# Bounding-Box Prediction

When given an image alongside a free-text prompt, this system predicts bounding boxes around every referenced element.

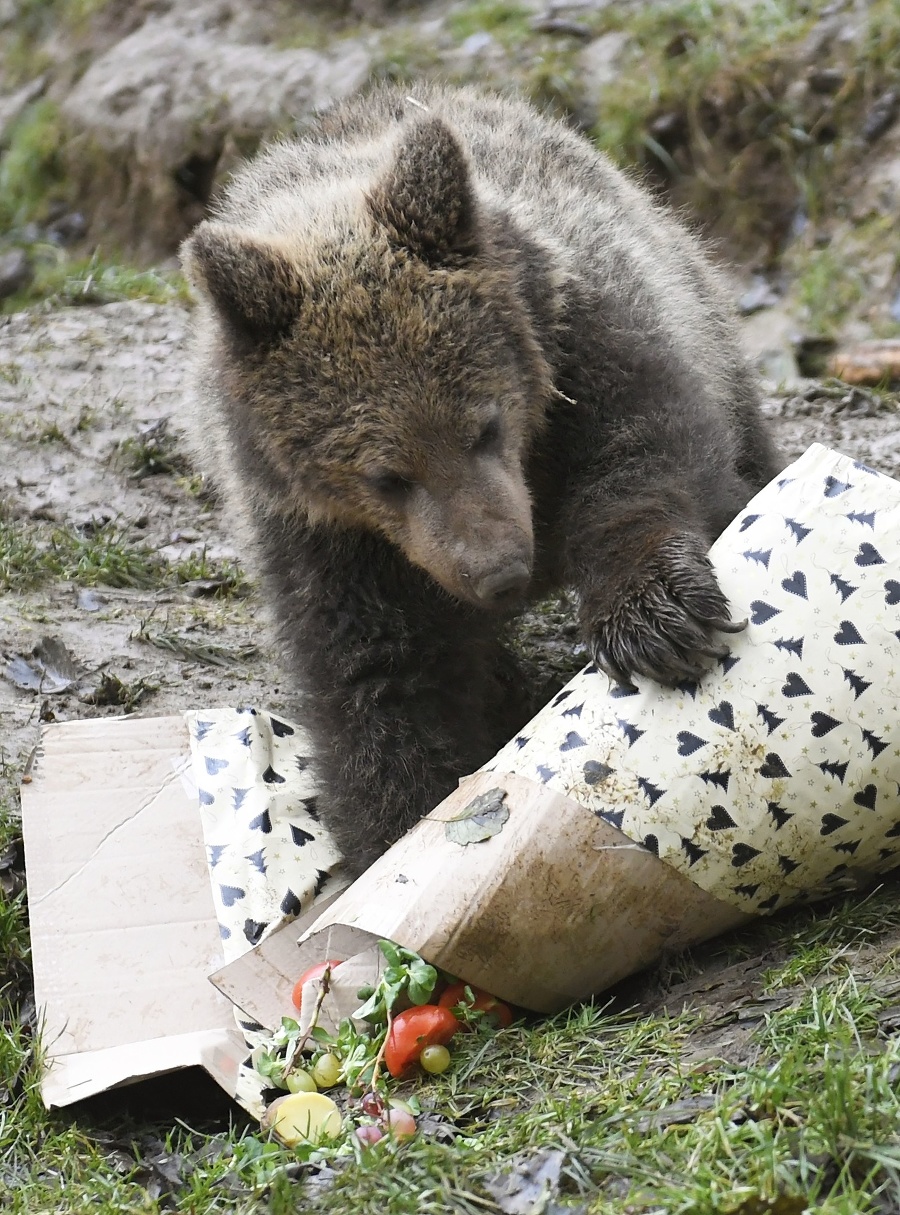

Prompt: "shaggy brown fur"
[181,84,779,874]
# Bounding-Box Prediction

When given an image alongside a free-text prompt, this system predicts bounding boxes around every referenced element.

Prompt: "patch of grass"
[1,250,193,315]
[4,876,900,1210]
[0,518,248,596]
[0,101,69,230]
[446,1,533,44]
[792,246,868,338]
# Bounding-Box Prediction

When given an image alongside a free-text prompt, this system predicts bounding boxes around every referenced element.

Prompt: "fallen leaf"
[445,787,509,845]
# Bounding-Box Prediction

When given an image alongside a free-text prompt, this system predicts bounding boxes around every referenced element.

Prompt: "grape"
[383,1107,417,1140]
[285,1069,317,1094]
[311,1052,342,1089]
[355,1124,384,1146]
[360,1091,386,1117]
[420,1044,451,1074]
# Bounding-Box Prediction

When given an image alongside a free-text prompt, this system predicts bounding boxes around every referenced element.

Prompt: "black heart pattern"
[677,731,709,756]
[708,701,736,730]
[834,620,864,645]
[811,712,840,737]
[643,834,659,855]
[855,542,885,566]
[820,813,848,836]
[583,760,614,786]
[760,753,791,779]
[281,889,303,916]
[732,842,761,867]
[290,824,315,846]
[560,731,587,751]
[219,883,245,907]
[782,673,812,698]
[706,805,736,831]
[270,717,295,737]
[248,810,272,833]
[262,765,285,784]
[750,600,781,624]
[782,570,808,598]
[205,756,228,775]
[739,514,761,531]
[758,894,780,911]
[854,784,878,810]
[885,580,900,606]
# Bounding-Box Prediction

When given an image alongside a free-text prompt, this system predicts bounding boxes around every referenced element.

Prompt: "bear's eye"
[368,471,413,499]
[472,416,502,451]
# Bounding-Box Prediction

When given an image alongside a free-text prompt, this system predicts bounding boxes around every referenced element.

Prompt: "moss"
[446,2,533,45]
[0,100,70,230]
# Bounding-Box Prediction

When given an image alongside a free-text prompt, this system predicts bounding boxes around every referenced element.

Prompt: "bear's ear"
[180,222,302,341]
[367,116,480,265]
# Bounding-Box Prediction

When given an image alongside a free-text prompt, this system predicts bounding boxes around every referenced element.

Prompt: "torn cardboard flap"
[21,715,245,1107]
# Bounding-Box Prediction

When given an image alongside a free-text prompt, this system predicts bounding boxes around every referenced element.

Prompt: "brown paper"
[216,770,750,1020]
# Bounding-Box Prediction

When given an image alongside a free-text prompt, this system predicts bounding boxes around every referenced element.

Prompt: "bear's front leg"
[561,461,756,688]
[272,531,529,875]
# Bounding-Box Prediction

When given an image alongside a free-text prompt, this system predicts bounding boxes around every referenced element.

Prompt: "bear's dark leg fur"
[260,524,541,874]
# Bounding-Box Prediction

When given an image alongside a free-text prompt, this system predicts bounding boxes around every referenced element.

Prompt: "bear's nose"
[474,563,531,603]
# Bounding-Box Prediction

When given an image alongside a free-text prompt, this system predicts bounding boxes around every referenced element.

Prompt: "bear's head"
[182,114,553,608]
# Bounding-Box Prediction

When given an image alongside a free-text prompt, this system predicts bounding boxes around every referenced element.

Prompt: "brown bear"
[180,84,779,875]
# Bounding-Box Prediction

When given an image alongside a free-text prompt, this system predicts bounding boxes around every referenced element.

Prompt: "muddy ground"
[2,297,899,794]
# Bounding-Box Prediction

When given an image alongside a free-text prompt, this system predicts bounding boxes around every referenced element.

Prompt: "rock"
[0,249,33,299]
[862,89,900,144]
[59,5,372,257]
[576,30,630,122]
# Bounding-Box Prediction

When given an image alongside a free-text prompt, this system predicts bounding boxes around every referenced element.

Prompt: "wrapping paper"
[486,444,900,914]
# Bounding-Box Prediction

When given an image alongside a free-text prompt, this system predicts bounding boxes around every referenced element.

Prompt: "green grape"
[285,1069,317,1093]
[311,1052,342,1088]
[419,1044,451,1074]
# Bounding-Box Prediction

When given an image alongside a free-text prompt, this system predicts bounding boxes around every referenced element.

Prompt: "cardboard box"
[21,715,249,1108]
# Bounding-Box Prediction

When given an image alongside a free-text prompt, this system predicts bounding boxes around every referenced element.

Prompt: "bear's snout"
[472,561,531,604]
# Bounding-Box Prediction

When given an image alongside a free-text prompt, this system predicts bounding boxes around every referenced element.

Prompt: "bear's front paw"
[580,534,745,687]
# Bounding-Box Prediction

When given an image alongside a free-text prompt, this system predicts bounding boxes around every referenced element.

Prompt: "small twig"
[284,965,333,1075]
[405,96,430,112]
[369,1004,394,1092]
